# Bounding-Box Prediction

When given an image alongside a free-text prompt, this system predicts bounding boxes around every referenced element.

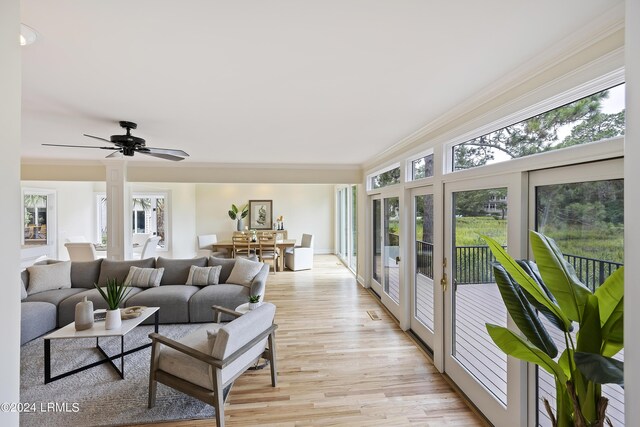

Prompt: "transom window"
[452,83,625,171]
[410,153,434,181]
[369,165,401,190]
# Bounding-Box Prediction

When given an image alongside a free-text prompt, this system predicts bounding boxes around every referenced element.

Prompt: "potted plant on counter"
[228,203,248,231]
[95,278,131,330]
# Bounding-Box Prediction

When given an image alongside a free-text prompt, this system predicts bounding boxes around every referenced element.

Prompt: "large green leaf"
[492,264,557,357]
[517,259,572,333]
[482,235,571,330]
[595,267,624,349]
[486,324,567,383]
[576,294,601,354]
[575,352,624,387]
[529,231,591,323]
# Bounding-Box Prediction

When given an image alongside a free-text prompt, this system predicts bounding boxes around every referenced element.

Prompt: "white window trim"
[366,162,402,193]
[405,148,435,183]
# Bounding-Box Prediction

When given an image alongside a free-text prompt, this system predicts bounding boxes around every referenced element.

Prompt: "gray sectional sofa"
[20,256,268,345]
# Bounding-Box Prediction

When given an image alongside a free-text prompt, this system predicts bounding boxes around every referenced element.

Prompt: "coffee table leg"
[154,310,159,333]
[120,336,125,378]
[44,339,51,384]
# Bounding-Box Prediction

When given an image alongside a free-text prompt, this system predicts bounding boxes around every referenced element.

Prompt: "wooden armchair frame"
[148,305,278,427]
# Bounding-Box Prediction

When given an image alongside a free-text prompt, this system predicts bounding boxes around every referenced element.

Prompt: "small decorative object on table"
[94,278,131,330]
[74,296,94,331]
[248,294,262,310]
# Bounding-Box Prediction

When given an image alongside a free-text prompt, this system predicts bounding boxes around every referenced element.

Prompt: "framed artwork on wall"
[248,200,273,230]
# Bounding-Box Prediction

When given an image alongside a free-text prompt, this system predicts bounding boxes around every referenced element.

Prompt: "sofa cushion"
[26,261,72,295]
[20,278,28,300]
[227,257,264,288]
[97,258,155,286]
[156,257,208,285]
[208,255,258,284]
[21,301,57,345]
[125,285,200,324]
[70,259,103,288]
[124,266,164,288]
[186,265,221,286]
[188,284,251,323]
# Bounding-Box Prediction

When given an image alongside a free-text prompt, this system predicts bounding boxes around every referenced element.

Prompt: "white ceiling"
[20,0,622,166]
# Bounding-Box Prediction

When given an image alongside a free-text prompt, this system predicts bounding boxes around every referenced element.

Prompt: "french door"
[409,186,439,352]
[370,191,402,319]
[443,173,526,426]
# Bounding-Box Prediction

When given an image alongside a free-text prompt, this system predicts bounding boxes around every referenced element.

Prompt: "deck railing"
[416,240,434,278]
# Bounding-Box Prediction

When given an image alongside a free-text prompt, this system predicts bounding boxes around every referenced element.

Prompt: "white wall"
[625,0,638,424]
[195,183,334,253]
[0,0,21,424]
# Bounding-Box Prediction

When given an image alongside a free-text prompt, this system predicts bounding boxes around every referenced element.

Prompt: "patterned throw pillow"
[186,265,222,286]
[123,266,164,288]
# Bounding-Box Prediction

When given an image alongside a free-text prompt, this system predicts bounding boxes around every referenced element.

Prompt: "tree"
[454,90,625,170]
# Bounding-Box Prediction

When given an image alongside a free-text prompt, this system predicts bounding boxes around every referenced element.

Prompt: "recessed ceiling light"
[20,24,38,46]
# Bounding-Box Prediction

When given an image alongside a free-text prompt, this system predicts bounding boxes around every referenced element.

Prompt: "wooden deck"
[133,255,485,427]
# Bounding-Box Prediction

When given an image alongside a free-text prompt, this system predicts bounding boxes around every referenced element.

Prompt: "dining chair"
[132,233,151,255]
[138,236,161,259]
[284,233,314,271]
[64,242,98,262]
[232,234,254,258]
[196,234,227,258]
[258,232,279,273]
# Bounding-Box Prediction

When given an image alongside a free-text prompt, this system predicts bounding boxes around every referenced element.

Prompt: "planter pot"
[236,219,244,232]
[105,309,122,330]
[248,302,262,310]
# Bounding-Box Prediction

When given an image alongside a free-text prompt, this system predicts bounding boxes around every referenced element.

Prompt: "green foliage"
[455,217,507,246]
[248,295,261,303]
[94,278,131,311]
[372,167,401,189]
[482,232,624,426]
[454,89,625,170]
[228,203,248,220]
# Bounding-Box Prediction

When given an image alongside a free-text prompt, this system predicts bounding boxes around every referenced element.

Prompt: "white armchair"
[284,233,314,271]
[148,304,278,427]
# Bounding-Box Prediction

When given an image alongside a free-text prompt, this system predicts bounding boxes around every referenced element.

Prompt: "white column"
[0,0,22,425]
[105,162,132,260]
[625,1,639,425]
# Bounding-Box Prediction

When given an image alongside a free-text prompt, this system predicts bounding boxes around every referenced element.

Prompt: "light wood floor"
[134,255,485,427]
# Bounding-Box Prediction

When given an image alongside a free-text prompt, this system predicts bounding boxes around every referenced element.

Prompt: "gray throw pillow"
[227,257,264,288]
[123,266,164,288]
[186,265,222,286]
[20,278,28,300]
[26,261,72,295]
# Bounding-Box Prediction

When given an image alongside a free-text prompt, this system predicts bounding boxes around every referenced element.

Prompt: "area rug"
[20,323,219,427]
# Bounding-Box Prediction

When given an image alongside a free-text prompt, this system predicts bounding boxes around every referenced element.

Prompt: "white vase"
[248,302,262,310]
[105,308,122,330]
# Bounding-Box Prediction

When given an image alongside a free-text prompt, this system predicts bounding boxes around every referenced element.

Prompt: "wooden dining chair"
[232,234,254,258]
[258,232,279,273]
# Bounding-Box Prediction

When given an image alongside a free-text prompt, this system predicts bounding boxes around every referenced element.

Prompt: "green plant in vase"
[95,278,132,330]
[228,203,248,231]
[248,294,261,310]
[482,231,623,427]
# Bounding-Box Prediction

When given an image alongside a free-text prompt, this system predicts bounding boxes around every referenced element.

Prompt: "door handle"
[441,272,448,292]
[395,256,401,264]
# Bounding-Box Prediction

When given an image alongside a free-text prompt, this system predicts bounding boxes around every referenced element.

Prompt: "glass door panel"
[532,175,624,426]
[452,187,508,404]
[371,198,382,294]
[414,193,434,331]
[383,196,400,303]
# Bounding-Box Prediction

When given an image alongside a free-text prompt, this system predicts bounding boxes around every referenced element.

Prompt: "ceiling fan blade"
[138,151,185,161]
[105,151,122,158]
[83,134,113,143]
[144,147,189,157]
[42,143,114,150]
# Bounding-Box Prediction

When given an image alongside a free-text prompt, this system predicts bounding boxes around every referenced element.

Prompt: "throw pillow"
[26,261,72,295]
[20,278,27,300]
[123,266,165,288]
[186,265,222,286]
[227,257,264,288]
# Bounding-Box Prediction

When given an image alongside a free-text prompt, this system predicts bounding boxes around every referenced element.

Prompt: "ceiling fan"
[43,121,189,161]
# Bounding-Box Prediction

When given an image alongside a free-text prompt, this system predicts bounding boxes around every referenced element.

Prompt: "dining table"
[212,238,296,272]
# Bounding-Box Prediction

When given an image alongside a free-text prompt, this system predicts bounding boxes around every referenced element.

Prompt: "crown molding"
[362,3,625,171]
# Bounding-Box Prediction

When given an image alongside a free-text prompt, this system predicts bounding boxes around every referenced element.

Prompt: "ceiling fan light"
[20,24,38,46]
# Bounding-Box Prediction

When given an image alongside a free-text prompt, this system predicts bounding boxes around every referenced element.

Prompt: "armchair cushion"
[157,324,223,390]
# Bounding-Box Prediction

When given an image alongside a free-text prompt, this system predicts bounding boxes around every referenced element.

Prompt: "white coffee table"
[43,307,159,384]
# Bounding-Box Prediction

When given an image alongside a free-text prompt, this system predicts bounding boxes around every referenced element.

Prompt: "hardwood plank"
[129,255,485,427]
